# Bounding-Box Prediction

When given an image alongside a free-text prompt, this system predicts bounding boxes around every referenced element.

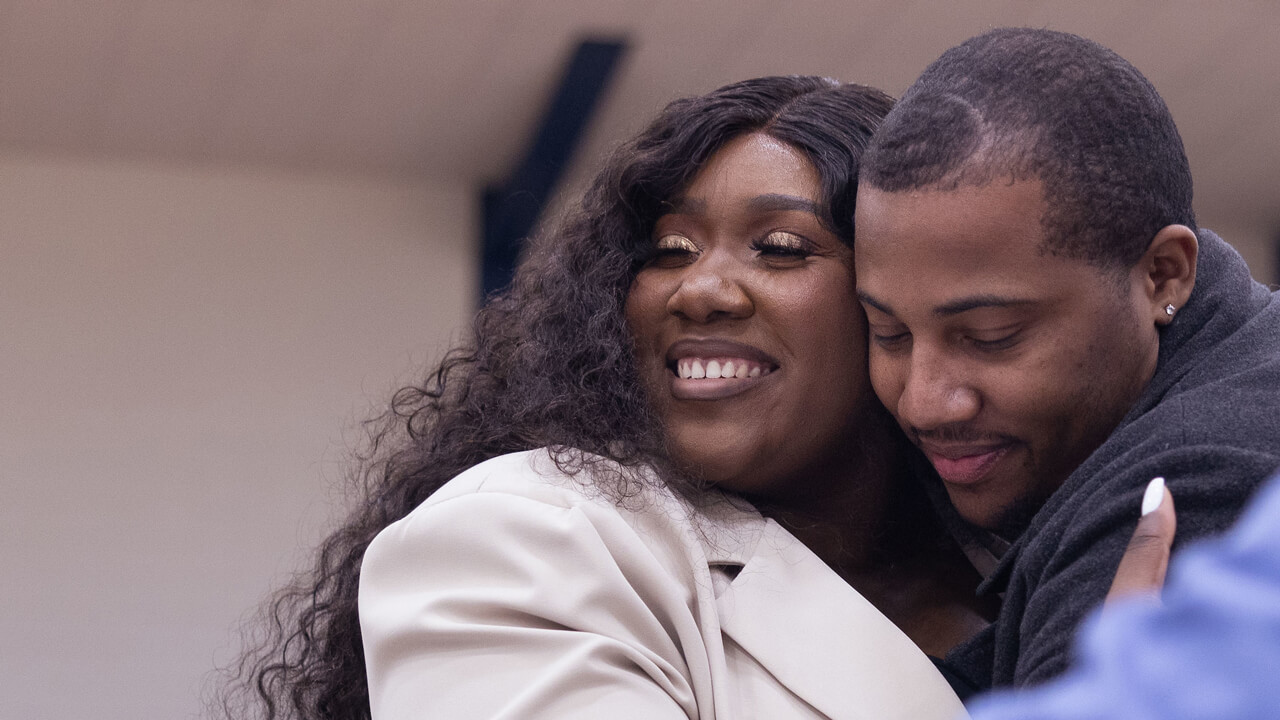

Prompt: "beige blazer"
[359,449,966,719]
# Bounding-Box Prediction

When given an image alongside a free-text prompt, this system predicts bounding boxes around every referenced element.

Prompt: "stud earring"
[1165,303,1176,317]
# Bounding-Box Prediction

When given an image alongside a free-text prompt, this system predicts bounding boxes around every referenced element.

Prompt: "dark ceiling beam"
[479,38,628,301]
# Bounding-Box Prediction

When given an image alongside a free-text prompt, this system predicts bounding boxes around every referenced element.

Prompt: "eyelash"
[869,330,1020,353]
[871,331,910,351]
[649,230,810,252]
[967,333,1020,351]
[751,231,812,258]
[651,234,698,255]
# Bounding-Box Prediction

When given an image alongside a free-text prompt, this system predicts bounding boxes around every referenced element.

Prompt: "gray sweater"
[943,229,1280,691]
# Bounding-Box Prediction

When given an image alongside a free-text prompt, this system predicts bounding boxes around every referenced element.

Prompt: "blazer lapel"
[716,519,967,720]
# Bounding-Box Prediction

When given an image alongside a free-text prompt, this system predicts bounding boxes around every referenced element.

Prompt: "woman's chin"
[674,453,773,497]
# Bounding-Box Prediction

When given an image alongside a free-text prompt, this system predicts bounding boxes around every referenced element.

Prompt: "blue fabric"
[968,472,1280,720]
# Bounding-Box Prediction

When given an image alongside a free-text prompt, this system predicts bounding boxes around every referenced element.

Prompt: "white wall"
[0,154,476,719]
[1207,223,1276,288]
[0,148,1272,720]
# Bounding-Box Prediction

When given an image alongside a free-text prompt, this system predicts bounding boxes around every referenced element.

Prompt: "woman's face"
[626,131,877,500]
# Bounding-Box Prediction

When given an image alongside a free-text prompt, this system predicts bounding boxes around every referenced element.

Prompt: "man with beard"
[854,27,1280,692]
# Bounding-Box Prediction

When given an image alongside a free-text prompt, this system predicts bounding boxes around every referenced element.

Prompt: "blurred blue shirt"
[968,471,1280,720]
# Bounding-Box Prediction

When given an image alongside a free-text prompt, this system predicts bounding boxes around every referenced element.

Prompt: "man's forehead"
[852,178,1115,314]
[855,180,1048,257]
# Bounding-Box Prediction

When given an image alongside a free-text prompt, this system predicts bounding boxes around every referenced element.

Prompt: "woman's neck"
[754,428,999,657]
[758,424,905,575]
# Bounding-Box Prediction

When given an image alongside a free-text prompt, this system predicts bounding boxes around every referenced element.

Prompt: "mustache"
[909,424,1017,446]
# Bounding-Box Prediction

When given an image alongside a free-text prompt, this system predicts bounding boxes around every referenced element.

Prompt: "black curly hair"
[215,75,894,720]
[860,27,1196,269]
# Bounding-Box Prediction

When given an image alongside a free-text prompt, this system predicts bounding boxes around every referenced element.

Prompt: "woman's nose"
[665,252,753,323]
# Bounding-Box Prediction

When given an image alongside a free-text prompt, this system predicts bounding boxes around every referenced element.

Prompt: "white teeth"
[674,357,771,381]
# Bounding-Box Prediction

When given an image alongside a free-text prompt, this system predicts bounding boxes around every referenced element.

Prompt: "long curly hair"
[217,75,893,720]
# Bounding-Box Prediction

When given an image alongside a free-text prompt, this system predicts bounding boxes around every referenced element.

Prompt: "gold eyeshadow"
[655,233,699,253]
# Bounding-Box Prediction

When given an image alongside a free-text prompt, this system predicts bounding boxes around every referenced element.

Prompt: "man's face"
[854,179,1160,532]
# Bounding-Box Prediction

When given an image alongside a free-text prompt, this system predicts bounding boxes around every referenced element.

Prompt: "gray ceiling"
[2,0,1277,251]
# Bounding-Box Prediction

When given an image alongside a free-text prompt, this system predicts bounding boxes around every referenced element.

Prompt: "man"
[853,27,1280,691]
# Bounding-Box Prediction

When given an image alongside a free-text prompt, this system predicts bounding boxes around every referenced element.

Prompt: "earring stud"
[1165,303,1176,317]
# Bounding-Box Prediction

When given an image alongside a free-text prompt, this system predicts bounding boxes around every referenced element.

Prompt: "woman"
[221,76,991,720]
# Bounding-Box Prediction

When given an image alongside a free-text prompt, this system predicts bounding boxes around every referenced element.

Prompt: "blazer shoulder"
[425,448,590,503]
[365,448,766,593]
[416,448,672,513]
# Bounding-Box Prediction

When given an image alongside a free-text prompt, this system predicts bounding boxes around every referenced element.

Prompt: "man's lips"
[919,442,1013,485]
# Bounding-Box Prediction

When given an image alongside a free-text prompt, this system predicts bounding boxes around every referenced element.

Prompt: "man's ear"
[1137,225,1198,326]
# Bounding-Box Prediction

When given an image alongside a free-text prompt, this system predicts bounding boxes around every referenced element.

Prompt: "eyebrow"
[934,294,1036,316]
[662,193,819,217]
[747,194,820,214]
[857,291,1035,318]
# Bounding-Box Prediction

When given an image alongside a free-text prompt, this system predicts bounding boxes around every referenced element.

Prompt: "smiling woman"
[219,76,993,720]
[626,132,875,503]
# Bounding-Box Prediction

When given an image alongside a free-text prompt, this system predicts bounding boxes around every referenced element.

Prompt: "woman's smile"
[665,338,779,399]
[625,131,876,497]
[669,357,776,401]
[673,357,771,380]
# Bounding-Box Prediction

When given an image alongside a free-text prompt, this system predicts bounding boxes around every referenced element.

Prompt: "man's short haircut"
[861,28,1196,269]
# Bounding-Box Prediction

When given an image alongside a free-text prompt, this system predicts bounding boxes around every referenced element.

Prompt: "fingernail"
[1142,476,1166,516]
